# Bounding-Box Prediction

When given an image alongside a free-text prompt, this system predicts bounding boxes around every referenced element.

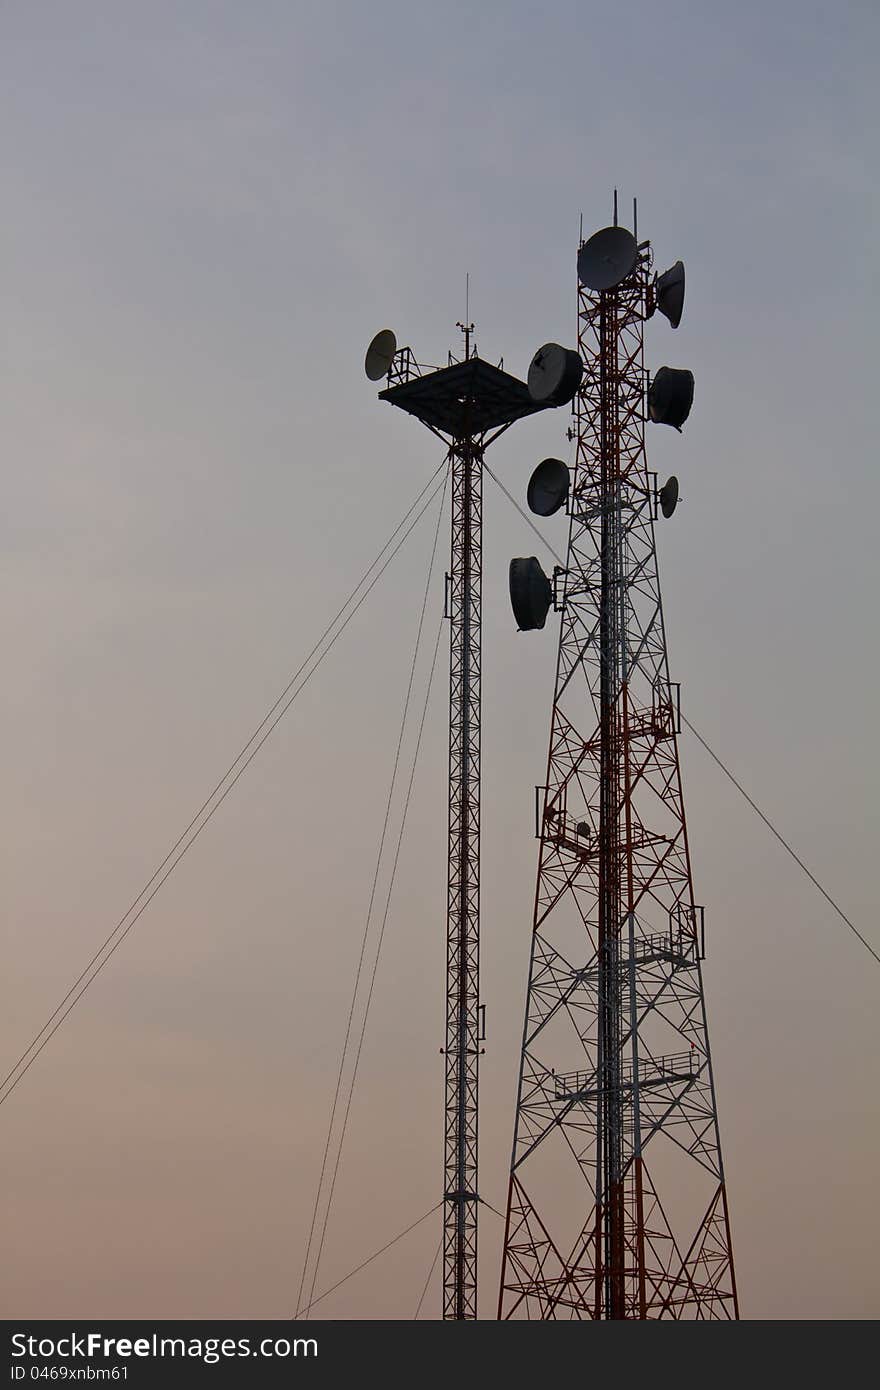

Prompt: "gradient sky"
[1,1,877,1320]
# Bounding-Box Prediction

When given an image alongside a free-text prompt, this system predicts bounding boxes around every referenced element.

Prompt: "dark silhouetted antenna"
[365,329,398,381]
[526,458,570,517]
[578,226,639,291]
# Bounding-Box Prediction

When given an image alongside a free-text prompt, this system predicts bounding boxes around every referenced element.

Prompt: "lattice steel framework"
[444,433,482,1320]
[379,330,553,1319]
[498,237,738,1319]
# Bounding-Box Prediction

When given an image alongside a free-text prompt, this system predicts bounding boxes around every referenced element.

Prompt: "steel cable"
[302,612,447,1313]
[483,464,877,970]
[291,1202,442,1319]
[414,1237,443,1320]
[0,464,448,1110]
[295,466,449,1313]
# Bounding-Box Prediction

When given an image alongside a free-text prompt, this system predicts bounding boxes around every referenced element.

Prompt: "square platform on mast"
[379,357,548,438]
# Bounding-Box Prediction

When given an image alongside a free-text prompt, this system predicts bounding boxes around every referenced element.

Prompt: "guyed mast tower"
[367,318,582,1318]
[499,204,738,1318]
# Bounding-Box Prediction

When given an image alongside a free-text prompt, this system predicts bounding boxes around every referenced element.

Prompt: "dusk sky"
[1,1,877,1319]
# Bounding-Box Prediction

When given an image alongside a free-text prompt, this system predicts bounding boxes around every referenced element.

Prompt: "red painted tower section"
[498,226,738,1319]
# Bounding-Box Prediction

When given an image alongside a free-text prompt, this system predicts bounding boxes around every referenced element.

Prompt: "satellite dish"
[527,343,583,407]
[649,367,694,430]
[365,329,397,381]
[527,458,570,517]
[658,475,679,518]
[654,261,685,329]
[577,226,639,291]
[509,557,553,631]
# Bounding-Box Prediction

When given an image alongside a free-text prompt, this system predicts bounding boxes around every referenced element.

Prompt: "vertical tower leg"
[443,437,482,1320]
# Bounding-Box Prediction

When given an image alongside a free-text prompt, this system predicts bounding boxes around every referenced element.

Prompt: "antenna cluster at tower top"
[509,215,695,634]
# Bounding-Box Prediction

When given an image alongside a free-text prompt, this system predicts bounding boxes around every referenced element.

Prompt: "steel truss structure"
[498,239,738,1318]
[379,334,551,1319]
[444,430,482,1320]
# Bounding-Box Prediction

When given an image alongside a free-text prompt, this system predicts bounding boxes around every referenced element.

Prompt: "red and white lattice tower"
[498,214,739,1319]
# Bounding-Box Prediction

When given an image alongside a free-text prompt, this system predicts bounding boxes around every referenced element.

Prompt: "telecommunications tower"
[499,203,738,1318]
[366,319,581,1317]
